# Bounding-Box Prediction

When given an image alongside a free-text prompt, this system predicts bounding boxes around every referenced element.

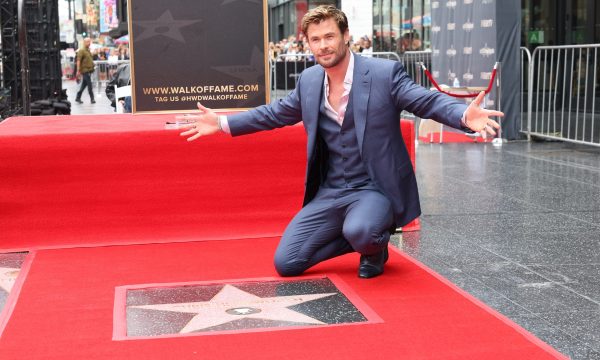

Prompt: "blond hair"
[301,5,348,36]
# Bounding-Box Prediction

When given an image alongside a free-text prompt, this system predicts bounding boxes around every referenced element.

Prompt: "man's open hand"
[464,91,504,137]
[178,102,220,141]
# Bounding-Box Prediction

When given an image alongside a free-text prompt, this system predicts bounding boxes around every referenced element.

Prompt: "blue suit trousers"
[274,188,394,276]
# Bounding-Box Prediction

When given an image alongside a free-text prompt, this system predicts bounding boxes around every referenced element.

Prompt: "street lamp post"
[18,0,30,115]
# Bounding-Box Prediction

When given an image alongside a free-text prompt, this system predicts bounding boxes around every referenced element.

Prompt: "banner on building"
[431,0,497,90]
[100,0,119,33]
[431,0,521,139]
[129,0,269,113]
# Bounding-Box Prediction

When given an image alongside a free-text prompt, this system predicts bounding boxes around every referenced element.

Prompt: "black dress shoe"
[91,99,96,104]
[358,246,389,279]
[75,99,83,104]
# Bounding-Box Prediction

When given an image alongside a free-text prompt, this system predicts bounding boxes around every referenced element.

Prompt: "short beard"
[318,48,348,69]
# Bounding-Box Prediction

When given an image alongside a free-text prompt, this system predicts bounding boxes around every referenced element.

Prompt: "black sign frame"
[127,0,269,114]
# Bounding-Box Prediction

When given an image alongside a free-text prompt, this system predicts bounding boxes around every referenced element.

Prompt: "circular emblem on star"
[225,307,262,316]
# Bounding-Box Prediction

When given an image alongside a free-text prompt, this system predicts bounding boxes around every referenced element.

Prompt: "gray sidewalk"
[63,79,115,115]
[395,141,600,359]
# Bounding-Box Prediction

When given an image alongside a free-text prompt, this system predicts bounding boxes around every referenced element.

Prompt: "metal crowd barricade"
[91,60,130,94]
[270,53,316,102]
[369,51,401,61]
[397,51,432,124]
[399,50,432,89]
[524,44,600,146]
[362,51,432,90]
[520,47,532,140]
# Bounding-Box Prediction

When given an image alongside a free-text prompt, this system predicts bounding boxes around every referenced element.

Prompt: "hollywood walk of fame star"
[131,284,336,333]
[134,10,201,43]
[0,267,20,293]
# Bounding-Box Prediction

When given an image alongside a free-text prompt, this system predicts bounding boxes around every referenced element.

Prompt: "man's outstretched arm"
[179,77,304,141]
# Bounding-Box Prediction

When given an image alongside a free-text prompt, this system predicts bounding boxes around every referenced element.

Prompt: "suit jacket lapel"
[304,67,325,161]
[352,54,371,157]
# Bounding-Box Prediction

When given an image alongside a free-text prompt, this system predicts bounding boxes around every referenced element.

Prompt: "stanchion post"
[527,51,534,141]
[492,61,506,145]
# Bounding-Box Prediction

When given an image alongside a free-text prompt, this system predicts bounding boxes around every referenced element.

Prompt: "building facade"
[268,0,340,42]
[522,0,600,47]
[372,0,430,53]
[372,0,600,53]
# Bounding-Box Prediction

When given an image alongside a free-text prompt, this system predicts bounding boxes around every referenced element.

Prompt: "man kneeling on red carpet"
[179,5,502,278]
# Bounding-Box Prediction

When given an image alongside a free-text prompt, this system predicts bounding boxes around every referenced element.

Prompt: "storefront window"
[571,0,587,44]
[522,0,599,48]
[411,0,424,51]
[423,0,431,49]
[382,0,392,50]
[523,0,557,48]
[308,0,337,8]
[411,0,422,31]
[401,0,411,36]
[596,0,600,43]
[373,0,383,51]
[391,0,401,52]
[374,0,430,53]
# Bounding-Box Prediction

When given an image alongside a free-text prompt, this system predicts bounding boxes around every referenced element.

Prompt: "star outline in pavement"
[131,284,337,333]
[133,10,201,43]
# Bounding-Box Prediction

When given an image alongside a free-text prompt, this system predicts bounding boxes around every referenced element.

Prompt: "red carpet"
[0,115,420,251]
[0,115,305,251]
[0,238,564,359]
[0,115,565,359]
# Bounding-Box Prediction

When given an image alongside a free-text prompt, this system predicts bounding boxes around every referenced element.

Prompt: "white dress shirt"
[322,51,354,125]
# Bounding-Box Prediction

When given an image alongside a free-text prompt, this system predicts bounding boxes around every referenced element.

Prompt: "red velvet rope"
[422,63,497,98]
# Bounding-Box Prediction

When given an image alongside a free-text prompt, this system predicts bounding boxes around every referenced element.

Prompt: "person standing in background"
[75,38,96,104]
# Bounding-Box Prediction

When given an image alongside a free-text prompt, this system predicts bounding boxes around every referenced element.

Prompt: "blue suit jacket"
[228,54,467,227]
